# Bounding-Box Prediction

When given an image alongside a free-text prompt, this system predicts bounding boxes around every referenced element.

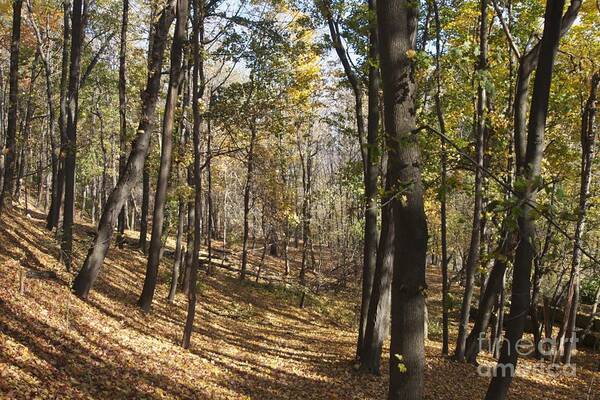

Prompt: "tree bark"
[72,1,177,298]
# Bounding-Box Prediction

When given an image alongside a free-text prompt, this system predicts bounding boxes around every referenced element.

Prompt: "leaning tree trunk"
[0,0,23,216]
[72,1,177,298]
[138,0,188,312]
[377,0,426,399]
[61,0,88,271]
[455,0,488,362]
[485,0,564,397]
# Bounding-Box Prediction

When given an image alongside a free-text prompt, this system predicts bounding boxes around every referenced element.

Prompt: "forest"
[0,0,598,398]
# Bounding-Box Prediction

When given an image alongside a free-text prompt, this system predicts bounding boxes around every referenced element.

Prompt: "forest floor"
[0,203,599,399]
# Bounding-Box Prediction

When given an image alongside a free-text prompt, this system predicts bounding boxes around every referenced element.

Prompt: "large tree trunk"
[557,71,599,364]
[61,0,88,271]
[455,0,488,362]
[116,0,129,248]
[377,0,426,398]
[485,0,564,397]
[72,1,177,298]
[138,0,188,312]
[182,0,204,348]
[0,0,23,215]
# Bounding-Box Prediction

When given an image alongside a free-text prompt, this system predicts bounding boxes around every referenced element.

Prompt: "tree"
[25,0,58,228]
[454,0,489,362]
[317,0,380,359]
[61,0,88,271]
[557,71,599,364]
[376,0,427,398]
[138,0,188,312]
[73,0,177,298]
[463,0,582,364]
[182,0,205,348]
[0,0,24,215]
[485,0,565,397]
[116,0,129,248]
[432,0,449,356]
[359,0,380,362]
[46,0,71,231]
[240,114,258,281]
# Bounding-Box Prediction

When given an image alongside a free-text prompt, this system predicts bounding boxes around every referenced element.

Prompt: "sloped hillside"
[0,206,598,399]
